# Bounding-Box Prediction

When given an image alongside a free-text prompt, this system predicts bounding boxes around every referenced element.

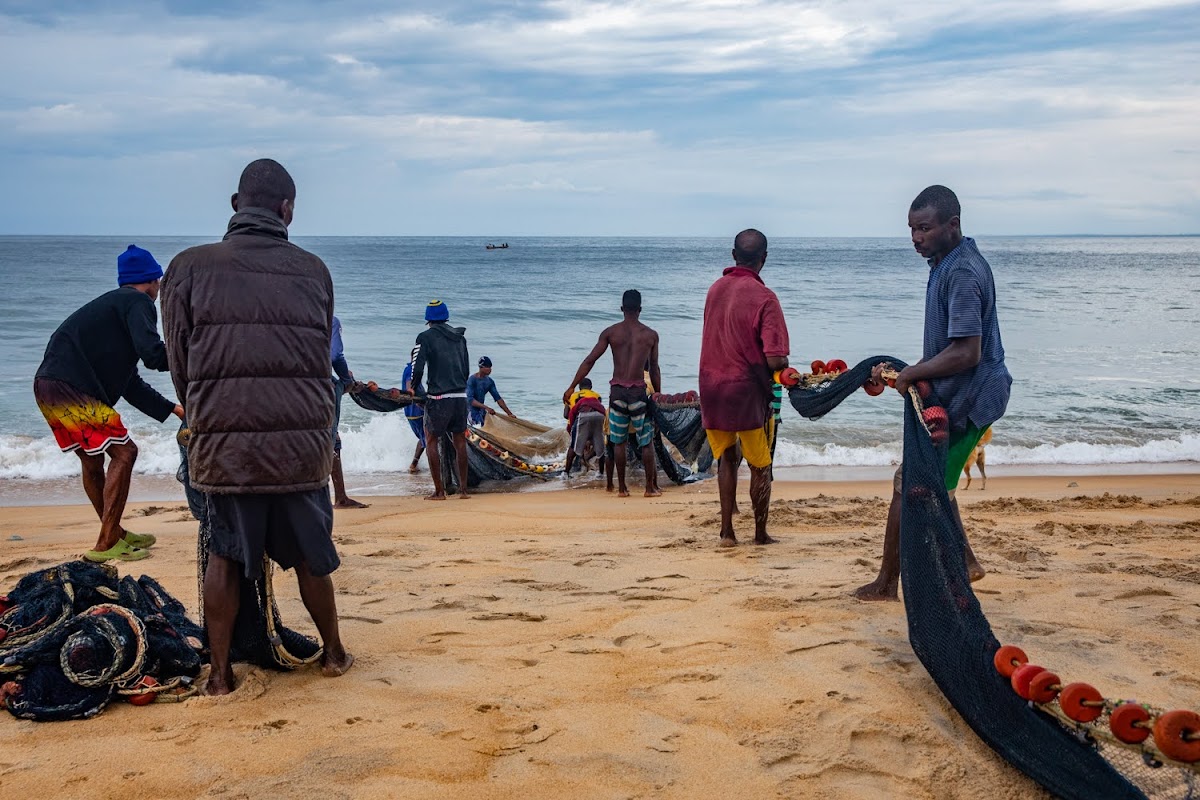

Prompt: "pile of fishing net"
[788,355,1196,799]
[177,426,322,670]
[0,561,205,721]
[348,380,708,489]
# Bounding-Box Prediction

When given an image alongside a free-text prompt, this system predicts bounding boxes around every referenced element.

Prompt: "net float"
[1059,683,1105,723]
[1109,703,1152,744]
[993,645,1028,678]
[1010,664,1046,700]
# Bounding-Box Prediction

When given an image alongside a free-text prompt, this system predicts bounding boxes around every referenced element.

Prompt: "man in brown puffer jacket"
[161,158,353,694]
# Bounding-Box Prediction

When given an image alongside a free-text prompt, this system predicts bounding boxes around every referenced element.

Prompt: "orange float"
[1109,703,1152,744]
[862,380,886,397]
[1153,710,1200,763]
[1010,664,1045,700]
[993,645,1028,678]
[1059,683,1105,723]
[1028,671,1062,703]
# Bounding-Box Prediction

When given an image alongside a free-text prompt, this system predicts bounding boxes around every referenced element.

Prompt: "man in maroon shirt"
[699,229,790,547]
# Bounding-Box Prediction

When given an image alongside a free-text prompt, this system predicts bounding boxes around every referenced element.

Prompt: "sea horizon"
[2,234,1197,503]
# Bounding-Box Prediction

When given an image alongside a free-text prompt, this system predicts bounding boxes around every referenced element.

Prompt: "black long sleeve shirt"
[36,287,176,422]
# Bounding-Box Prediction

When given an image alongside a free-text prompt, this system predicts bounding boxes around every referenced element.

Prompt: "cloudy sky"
[1,0,1197,235]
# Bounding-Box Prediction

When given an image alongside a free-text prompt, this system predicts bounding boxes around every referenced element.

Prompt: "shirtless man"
[564,290,662,498]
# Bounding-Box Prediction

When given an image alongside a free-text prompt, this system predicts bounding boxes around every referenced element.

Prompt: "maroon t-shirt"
[699,266,790,431]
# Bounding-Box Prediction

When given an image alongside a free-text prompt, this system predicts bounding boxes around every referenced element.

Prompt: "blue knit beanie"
[117,244,163,287]
[425,299,450,322]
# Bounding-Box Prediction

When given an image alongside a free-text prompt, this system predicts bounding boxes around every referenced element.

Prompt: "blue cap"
[117,244,163,287]
[478,356,492,367]
[425,299,450,322]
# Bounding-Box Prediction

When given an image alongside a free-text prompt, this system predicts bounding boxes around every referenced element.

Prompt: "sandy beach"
[1,472,1198,799]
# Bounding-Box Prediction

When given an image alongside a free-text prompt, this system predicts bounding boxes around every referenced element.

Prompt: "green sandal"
[84,539,150,563]
[122,530,157,548]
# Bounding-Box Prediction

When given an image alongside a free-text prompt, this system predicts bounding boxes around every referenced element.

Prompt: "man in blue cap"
[466,355,515,427]
[33,244,184,562]
[409,299,471,499]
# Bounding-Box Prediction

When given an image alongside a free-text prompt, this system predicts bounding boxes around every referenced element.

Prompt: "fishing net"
[0,563,204,721]
[177,425,323,669]
[348,379,706,488]
[788,355,1158,799]
[650,393,712,471]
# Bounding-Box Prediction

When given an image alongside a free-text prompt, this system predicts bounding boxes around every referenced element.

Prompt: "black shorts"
[424,397,468,437]
[205,488,340,580]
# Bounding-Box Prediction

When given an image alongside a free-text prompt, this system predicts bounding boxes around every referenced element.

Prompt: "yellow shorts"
[706,418,775,469]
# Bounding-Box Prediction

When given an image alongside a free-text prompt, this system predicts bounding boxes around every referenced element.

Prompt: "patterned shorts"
[34,378,130,456]
[608,385,654,449]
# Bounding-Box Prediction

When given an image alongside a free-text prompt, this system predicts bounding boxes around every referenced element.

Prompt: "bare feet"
[606,485,615,493]
[644,488,662,498]
[458,491,471,500]
[334,498,370,509]
[753,533,778,545]
[968,561,986,582]
[205,667,236,696]
[852,578,899,602]
[408,463,421,474]
[425,492,447,501]
[617,489,630,498]
[718,534,738,548]
[321,649,355,678]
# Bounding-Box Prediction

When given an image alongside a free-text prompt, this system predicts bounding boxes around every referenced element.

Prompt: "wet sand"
[1,472,1197,799]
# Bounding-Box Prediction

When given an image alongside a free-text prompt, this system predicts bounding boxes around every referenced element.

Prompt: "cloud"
[0,1,1197,234]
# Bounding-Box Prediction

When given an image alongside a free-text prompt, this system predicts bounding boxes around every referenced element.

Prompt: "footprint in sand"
[666,672,719,684]
[189,667,269,704]
[614,633,659,648]
[660,641,732,655]
[471,611,547,622]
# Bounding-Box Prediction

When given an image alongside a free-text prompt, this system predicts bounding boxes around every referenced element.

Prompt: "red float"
[1059,683,1104,723]
[826,359,849,373]
[915,380,933,399]
[1153,710,1200,763]
[993,644,1028,678]
[1109,703,1152,744]
[810,360,826,375]
[862,380,885,397]
[1010,664,1046,700]
[1028,671,1062,703]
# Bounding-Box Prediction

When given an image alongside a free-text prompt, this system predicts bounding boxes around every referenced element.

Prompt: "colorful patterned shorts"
[608,385,654,449]
[34,378,130,456]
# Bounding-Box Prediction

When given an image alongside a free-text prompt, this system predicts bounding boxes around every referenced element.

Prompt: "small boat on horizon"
[485,243,510,250]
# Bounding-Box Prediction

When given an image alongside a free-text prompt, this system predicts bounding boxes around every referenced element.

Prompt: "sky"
[1,0,1198,236]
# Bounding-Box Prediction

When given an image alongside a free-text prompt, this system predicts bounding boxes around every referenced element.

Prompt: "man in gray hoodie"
[409,299,471,500]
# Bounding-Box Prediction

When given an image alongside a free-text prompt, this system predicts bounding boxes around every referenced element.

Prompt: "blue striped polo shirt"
[923,237,1012,431]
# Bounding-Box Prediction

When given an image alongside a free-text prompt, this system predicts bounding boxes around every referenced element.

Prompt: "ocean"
[1,235,1197,503]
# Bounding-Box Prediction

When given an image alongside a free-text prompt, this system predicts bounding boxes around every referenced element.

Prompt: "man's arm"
[490,382,514,416]
[410,338,427,393]
[331,317,352,381]
[126,294,169,372]
[122,370,180,422]
[896,269,984,393]
[761,295,790,373]
[895,337,981,393]
[563,330,611,405]
[647,333,662,396]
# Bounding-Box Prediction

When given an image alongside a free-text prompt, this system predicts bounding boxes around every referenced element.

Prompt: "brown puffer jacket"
[161,208,334,494]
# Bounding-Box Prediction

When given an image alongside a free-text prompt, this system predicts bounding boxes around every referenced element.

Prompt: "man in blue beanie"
[34,244,184,562]
[409,299,472,499]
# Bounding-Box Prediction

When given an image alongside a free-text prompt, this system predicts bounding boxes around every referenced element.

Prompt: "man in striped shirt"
[855,186,1012,601]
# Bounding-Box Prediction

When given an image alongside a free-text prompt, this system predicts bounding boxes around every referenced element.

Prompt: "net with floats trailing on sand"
[787,355,1198,799]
